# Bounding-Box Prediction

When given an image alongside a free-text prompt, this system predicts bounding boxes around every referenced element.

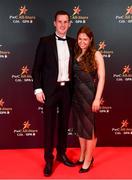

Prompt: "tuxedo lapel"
[67,37,74,79]
[67,37,74,61]
[50,34,58,64]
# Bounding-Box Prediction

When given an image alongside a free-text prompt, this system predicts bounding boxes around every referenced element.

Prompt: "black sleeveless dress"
[72,59,97,139]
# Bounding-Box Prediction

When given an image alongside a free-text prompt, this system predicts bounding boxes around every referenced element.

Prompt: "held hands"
[36,92,45,104]
[92,99,100,112]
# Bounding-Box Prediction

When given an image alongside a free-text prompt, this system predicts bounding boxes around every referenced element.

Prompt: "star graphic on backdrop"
[23,121,31,130]
[98,41,106,50]
[19,6,28,16]
[21,66,29,75]
[122,65,131,74]
[121,120,128,128]
[72,6,81,16]
[100,98,105,106]
[0,98,4,107]
[126,6,132,15]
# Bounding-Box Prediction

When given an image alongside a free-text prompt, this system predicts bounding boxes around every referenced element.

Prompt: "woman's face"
[78,33,92,52]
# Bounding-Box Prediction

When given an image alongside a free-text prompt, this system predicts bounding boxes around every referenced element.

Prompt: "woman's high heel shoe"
[75,160,84,165]
[79,157,94,173]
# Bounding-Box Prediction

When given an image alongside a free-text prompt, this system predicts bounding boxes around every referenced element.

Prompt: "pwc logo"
[113,65,132,82]
[115,5,132,24]
[0,98,13,115]
[98,41,113,59]
[11,65,33,83]
[99,97,112,113]
[14,120,38,137]
[70,5,88,24]
[112,119,132,135]
[0,44,11,59]
[9,5,36,24]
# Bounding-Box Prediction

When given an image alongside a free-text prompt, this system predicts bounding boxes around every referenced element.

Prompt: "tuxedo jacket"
[32,33,75,98]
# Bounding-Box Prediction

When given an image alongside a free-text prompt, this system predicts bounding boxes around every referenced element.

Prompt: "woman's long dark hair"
[75,26,97,72]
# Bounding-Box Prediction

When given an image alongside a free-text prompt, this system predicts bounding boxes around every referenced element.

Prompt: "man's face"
[54,15,71,37]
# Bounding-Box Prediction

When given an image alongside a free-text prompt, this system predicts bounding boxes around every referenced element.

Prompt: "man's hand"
[36,92,45,104]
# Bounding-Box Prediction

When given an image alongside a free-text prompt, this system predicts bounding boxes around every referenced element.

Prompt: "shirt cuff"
[34,88,43,95]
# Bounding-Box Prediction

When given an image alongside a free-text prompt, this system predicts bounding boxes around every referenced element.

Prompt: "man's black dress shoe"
[79,157,94,173]
[44,162,53,177]
[56,154,75,167]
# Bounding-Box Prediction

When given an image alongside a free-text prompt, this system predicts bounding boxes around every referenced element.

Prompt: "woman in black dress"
[72,26,105,173]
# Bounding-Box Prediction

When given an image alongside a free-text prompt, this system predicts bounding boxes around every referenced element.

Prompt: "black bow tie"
[55,35,67,41]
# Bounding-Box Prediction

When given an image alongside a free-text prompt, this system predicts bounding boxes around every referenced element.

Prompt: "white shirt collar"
[55,32,66,39]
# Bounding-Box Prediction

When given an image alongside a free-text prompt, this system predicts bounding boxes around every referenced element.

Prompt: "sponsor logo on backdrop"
[115,5,132,23]
[67,128,77,136]
[0,44,11,59]
[14,120,38,136]
[70,5,88,24]
[112,119,132,135]
[9,5,36,24]
[98,41,113,58]
[38,106,43,114]
[99,98,112,113]
[38,104,59,115]
[12,65,33,83]
[38,106,59,114]
[0,98,13,115]
[113,65,132,81]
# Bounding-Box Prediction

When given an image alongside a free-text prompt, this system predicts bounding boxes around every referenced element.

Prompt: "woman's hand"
[92,99,100,112]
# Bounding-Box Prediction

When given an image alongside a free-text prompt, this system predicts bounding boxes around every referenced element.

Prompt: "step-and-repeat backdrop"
[0,0,132,148]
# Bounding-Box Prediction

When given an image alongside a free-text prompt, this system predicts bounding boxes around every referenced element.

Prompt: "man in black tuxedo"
[32,10,75,176]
